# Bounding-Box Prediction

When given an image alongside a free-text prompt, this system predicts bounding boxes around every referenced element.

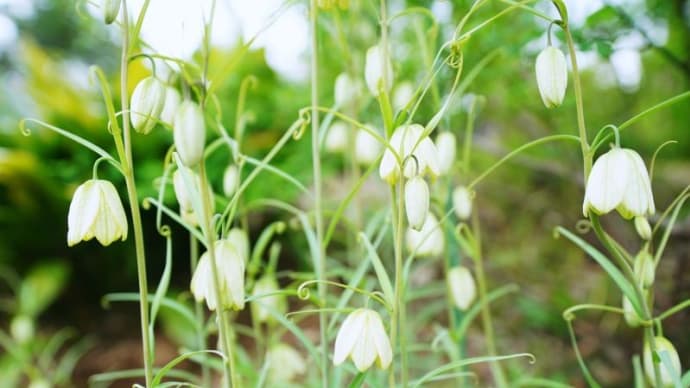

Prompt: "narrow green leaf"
[358,232,394,309]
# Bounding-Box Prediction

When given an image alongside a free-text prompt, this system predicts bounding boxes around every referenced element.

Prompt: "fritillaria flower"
[333,308,392,372]
[379,124,440,184]
[447,266,477,310]
[130,76,165,134]
[174,101,206,167]
[190,240,245,311]
[535,46,568,108]
[67,179,128,246]
[364,44,393,97]
[404,176,429,231]
[643,336,681,387]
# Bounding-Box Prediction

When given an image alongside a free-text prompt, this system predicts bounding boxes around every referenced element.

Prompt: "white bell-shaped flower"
[130,76,165,134]
[582,147,655,219]
[172,167,214,226]
[392,81,414,111]
[223,164,240,198]
[643,336,681,387]
[251,274,286,324]
[266,343,306,383]
[447,266,477,310]
[190,240,245,311]
[333,308,392,372]
[379,124,440,184]
[227,228,249,263]
[364,44,393,97]
[67,179,128,246]
[405,212,444,257]
[174,101,206,167]
[535,46,568,108]
[435,131,457,175]
[334,73,360,107]
[404,176,429,231]
[325,121,349,153]
[354,124,382,165]
[452,186,472,220]
[159,86,181,126]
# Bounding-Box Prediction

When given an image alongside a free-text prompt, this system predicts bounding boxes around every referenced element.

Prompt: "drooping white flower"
[354,125,382,165]
[643,336,681,387]
[227,228,249,263]
[435,131,457,175]
[67,179,128,246]
[174,101,206,167]
[325,121,349,153]
[251,274,286,324]
[535,46,568,108]
[130,76,165,134]
[447,266,477,310]
[364,44,393,97]
[334,73,360,107]
[190,240,245,311]
[159,86,181,126]
[172,167,214,226]
[405,212,444,257]
[405,176,429,231]
[379,124,440,184]
[582,147,655,219]
[452,186,472,220]
[333,308,392,372]
[103,0,121,24]
[266,343,306,383]
[392,81,414,111]
[223,164,240,198]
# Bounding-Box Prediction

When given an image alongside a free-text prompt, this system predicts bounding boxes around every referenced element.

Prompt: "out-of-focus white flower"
[622,296,642,328]
[535,46,568,108]
[643,336,681,387]
[227,228,249,263]
[354,125,382,165]
[251,274,286,324]
[266,343,306,383]
[583,147,655,219]
[406,213,444,257]
[325,121,349,153]
[130,76,165,134]
[333,308,392,372]
[190,240,245,311]
[174,101,206,167]
[223,164,240,198]
[379,124,440,184]
[67,179,128,246]
[404,176,429,231]
[159,86,181,126]
[10,315,34,343]
[447,266,476,310]
[334,73,360,107]
[365,44,393,97]
[172,167,214,226]
[435,131,456,175]
[103,0,121,24]
[392,81,414,111]
[452,186,472,220]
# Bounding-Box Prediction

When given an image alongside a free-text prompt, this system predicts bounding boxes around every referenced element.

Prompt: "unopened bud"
[174,101,206,167]
[634,250,655,289]
[643,336,681,387]
[452,186,472,220]
[130,76,165,134]
[103,0,121,24]
[223,165,240,198]
[622,296,641,328]
[365,44,393,97]
[325,121,348,153]
[635,216,652,240]
[535,46,568,108]
[447,266,477,310]
[436,131,456,175]
[160,86,181,126]
[404,176,429,231]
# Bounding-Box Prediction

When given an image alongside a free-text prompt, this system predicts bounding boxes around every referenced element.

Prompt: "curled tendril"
[18,119,31,136]
[575,219,592,234]
[297,280,317,300]
[296,280,389,308]
[142,198,153,210]
[128,53,158,76]
[158,225,171,237]
[552,228,562,239]
[430,328,450,352]
[403,154,420,177]
[294,109,311,140]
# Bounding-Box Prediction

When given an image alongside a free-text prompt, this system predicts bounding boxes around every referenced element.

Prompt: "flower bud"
[406,213,444,257]
[452,186,472,220]
[334,308,392,371]
[67,179,128,246]
[379,124,440,184]
[447,266,476,310]
[103,0,121,24]
[173,167,214,226]
[404,176,429,231]
[634,250,655,289]
[130,76,165,134]
[334,73,360,107]
[535,46,568,108]
[354,125,381,165]
[160,86,181,126]
[223,164,240,198]
[251,274,286,324]
[392,81,414,111]
[266,343,306,383]
[365,44,393,97]
[174,101,206,167]
[622,296,642,328]
[325,121,348,153]
[635,216,652,240]
[643,336,681,387]
[227,228,249,263]
[435,131,456,175]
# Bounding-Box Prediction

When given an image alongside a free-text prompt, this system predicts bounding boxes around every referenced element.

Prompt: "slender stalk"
[190,234,210,388]
[388,184,405,388]
[116,2,153,385]
[309,2,328,386]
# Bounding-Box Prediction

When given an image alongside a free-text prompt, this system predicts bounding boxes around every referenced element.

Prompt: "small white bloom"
[406,213,444,257]
[266,343,306,383]
[223,164,240,198]
[67,179,128,246]
[252,274,286,324]
[10,315,34,343]
[447,266,476,310]
[325,121,349,153]
[227,228,250,263]
[379,124,440,184]
[333,308,392,372]
[190,240,245,311]
[583,147,655,219]
[354,124,382,165]
[365,44,393,97]
[334,73,360,107]
[159,86,181,126]
[404,176,429,231]
[174,101,206,167]
[130,76,165,134]
[643,336,681,387]
[392,81,414,111]
[452,186,472,220]
[435,131,457,175]
[535,46,568,108]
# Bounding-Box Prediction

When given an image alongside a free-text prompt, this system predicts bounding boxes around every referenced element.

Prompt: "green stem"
[190,234,210,388]
[309,2,328,386]
[117,2,153,385]
[389,183,405,388]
